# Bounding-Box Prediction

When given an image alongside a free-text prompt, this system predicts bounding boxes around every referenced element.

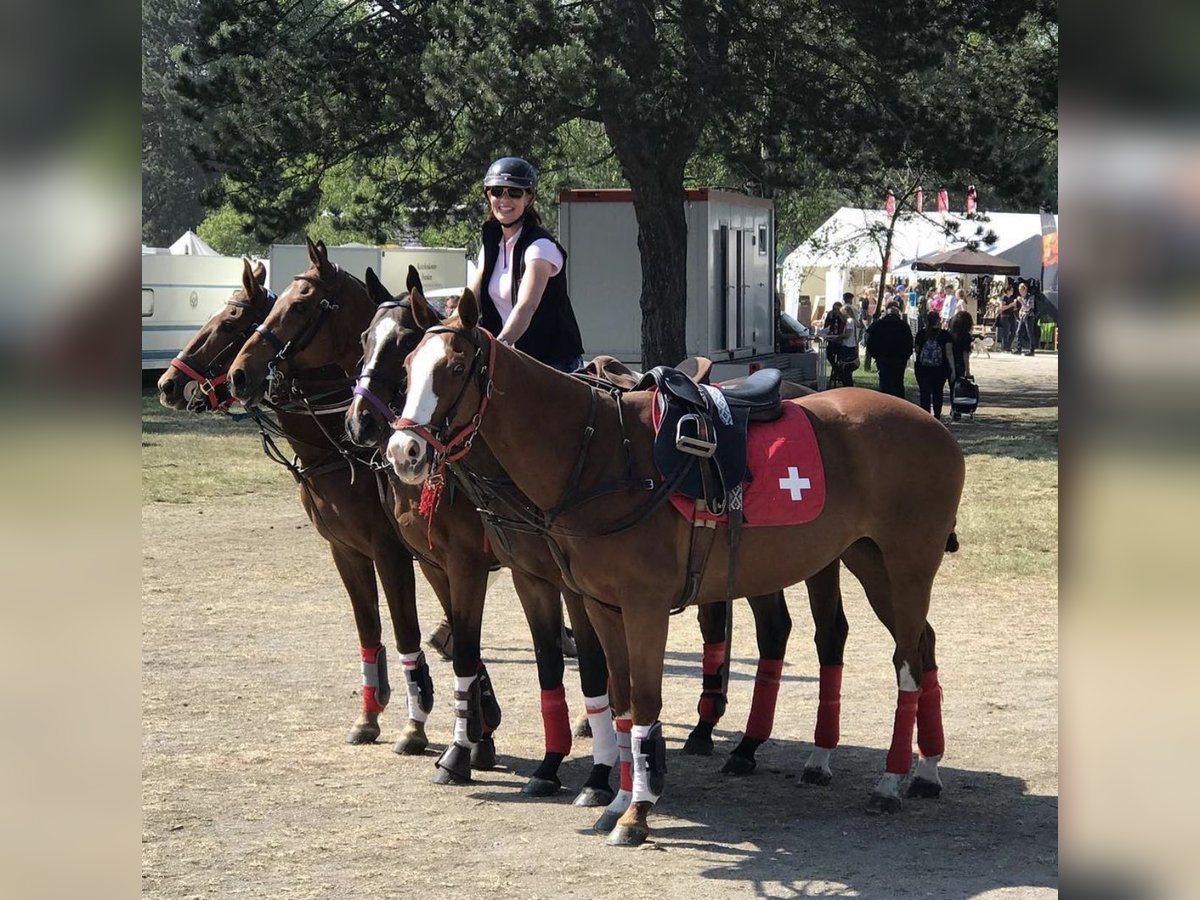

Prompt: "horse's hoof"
[606,824,650,847]
[346,722,380,745]
[392,731,428,756]
[573,715,592,739]
[720,753,757,776]
[521,776,562,797]
[433,743,472,785]
[866,792,902,814]
[573,786,615,808]
[593,807,623,833]
[470,736,497,770]
[681,729,714,756]
[800,767,832,786]
[906,777,942,799]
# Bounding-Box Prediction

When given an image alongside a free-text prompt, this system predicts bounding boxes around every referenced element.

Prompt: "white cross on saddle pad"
[668,402,826,527]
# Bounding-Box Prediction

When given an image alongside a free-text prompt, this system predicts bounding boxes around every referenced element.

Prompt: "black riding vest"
[478,218,584,364]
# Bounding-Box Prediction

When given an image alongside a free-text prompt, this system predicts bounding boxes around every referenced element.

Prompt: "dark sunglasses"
[486,186,528,200]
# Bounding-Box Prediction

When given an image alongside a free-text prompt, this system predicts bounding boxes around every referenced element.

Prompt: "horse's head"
[345,266,441,449]
[385,286,487,483]
[157,258,272,411]
[228,237,369,406]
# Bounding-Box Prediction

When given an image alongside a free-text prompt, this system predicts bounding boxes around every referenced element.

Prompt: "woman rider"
[467,156,585,373]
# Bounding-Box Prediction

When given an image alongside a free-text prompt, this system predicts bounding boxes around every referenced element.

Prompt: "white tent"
[780,207,1055,319]
[168,230,218,256]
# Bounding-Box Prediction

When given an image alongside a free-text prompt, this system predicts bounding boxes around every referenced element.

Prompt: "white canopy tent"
[167,230,219,256]
[779,207,1055,320]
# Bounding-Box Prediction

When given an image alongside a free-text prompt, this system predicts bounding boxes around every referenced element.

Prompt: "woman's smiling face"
[487,186,533,226]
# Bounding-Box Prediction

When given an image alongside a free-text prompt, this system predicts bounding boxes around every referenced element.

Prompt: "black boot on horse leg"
[471,662,502,770]
[723,591,791,775]
[607,721,667,847]
[392,649,435,755]
[376,545,432,756]
[433,662,500,784]
[682,602,730,756]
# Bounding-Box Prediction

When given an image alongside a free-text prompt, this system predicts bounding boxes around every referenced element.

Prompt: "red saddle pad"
[667,400,826,527]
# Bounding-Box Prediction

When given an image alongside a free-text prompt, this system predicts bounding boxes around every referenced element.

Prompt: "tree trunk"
[605,120,692,368]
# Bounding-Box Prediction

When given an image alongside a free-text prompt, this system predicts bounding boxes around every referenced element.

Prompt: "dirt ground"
[142,351,1058,898]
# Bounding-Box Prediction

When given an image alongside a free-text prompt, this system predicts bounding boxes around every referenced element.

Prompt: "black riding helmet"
[483,156,538,192]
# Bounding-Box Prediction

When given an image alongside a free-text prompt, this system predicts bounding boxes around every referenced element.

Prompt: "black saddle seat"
[719,368,783,422]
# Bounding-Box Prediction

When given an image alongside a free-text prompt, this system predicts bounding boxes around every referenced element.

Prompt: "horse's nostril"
[231,369,245,392]
[406,442,418,460]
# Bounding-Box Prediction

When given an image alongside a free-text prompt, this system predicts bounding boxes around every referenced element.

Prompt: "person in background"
[865,300,914,398]
[996,283,1019,352]
[861,287,879,371]
[947,309,975,420]
[466,156,585,372]
[906,281,921,335]
[942,287,962,326]
[913,310,953,419]
[1014,281,1039,356]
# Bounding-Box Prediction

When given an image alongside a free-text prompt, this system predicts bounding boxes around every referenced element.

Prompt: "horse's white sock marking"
[913,753,942,786]
[874,771,903,799]
[804,745,833,776]
[453,674,477,747]
[898,661,919,692]
[585,693,619,768]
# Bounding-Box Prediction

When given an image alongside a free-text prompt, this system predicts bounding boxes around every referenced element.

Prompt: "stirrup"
[675,413,716,458]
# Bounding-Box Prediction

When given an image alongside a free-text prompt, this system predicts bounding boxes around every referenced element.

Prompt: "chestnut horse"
[389,288,964,846]
[156,258,435,752]
[228,240,613,803]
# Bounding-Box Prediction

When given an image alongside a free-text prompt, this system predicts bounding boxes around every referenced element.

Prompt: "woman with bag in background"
[913,310,953,419]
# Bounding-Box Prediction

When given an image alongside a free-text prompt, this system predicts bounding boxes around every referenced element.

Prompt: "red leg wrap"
[616,717,633,792]
[886,688,921,774]
[539,685,572,756]
[917,668,945,758]
[361,646,385,713]
[813,664,843,749]
[697,640,727,724]
[745,658,784,740]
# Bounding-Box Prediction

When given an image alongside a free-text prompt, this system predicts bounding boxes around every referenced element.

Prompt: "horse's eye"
[451,362,466,377]
[217,319,236,333]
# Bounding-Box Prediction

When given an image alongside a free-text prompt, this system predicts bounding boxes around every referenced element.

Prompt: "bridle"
[392,324,497,465]
[351,299,413,426]
[169,292,276,410]
[254,267,345,365]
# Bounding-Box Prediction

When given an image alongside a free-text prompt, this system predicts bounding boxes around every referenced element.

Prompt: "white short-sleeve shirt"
[477,227,564,324]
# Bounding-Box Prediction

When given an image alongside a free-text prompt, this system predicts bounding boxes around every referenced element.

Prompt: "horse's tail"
[945,528,960,553]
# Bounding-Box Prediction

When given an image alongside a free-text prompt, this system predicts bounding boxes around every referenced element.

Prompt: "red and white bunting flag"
[915,187,924,213]
[966,185,977,215]
[885,190,896,217]
[936,188,948,214]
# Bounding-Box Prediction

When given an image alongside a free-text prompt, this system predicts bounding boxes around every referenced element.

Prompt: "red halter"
[168,356,231,411]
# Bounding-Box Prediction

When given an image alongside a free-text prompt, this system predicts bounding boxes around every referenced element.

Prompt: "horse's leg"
[722,591,791,775]
[842,538,941,813]
[374,542,433,757]
[432,561,495,785]
[511,570,571,797]
[800,561,849,786]
[563,589,617,808]
[608,604,669,848]
[908,623,944,800]
[584,597,633,834]
[681,601,729,756]
[328,543,385,745]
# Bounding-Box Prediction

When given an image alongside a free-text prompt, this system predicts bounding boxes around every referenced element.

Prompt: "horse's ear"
[457,287,480,330]
[251,260,267,287]
[405,265,424,295]
[364,267,390,305]
[241,258,256,296]
[305,236,319,267]
[409,286,438,330]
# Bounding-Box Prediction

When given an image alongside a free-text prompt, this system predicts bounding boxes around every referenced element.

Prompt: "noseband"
[169,292,276,410]
[392,325,496,463]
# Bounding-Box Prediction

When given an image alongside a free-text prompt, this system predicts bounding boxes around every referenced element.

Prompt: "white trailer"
[141,252,254,370]
[268,244,468,297]
[558,188,778,372]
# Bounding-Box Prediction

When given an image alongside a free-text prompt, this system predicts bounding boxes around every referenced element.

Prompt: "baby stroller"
[951,375,979,421]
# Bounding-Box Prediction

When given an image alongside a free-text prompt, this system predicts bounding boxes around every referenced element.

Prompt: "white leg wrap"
[453,674,476,747]
[604,788,632,819]
[874,771,903,800]
[584,693,618,768]
[912,753,942,786]
[630,723,662,805]
[804,745,833,777]
[400,651,429,724]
